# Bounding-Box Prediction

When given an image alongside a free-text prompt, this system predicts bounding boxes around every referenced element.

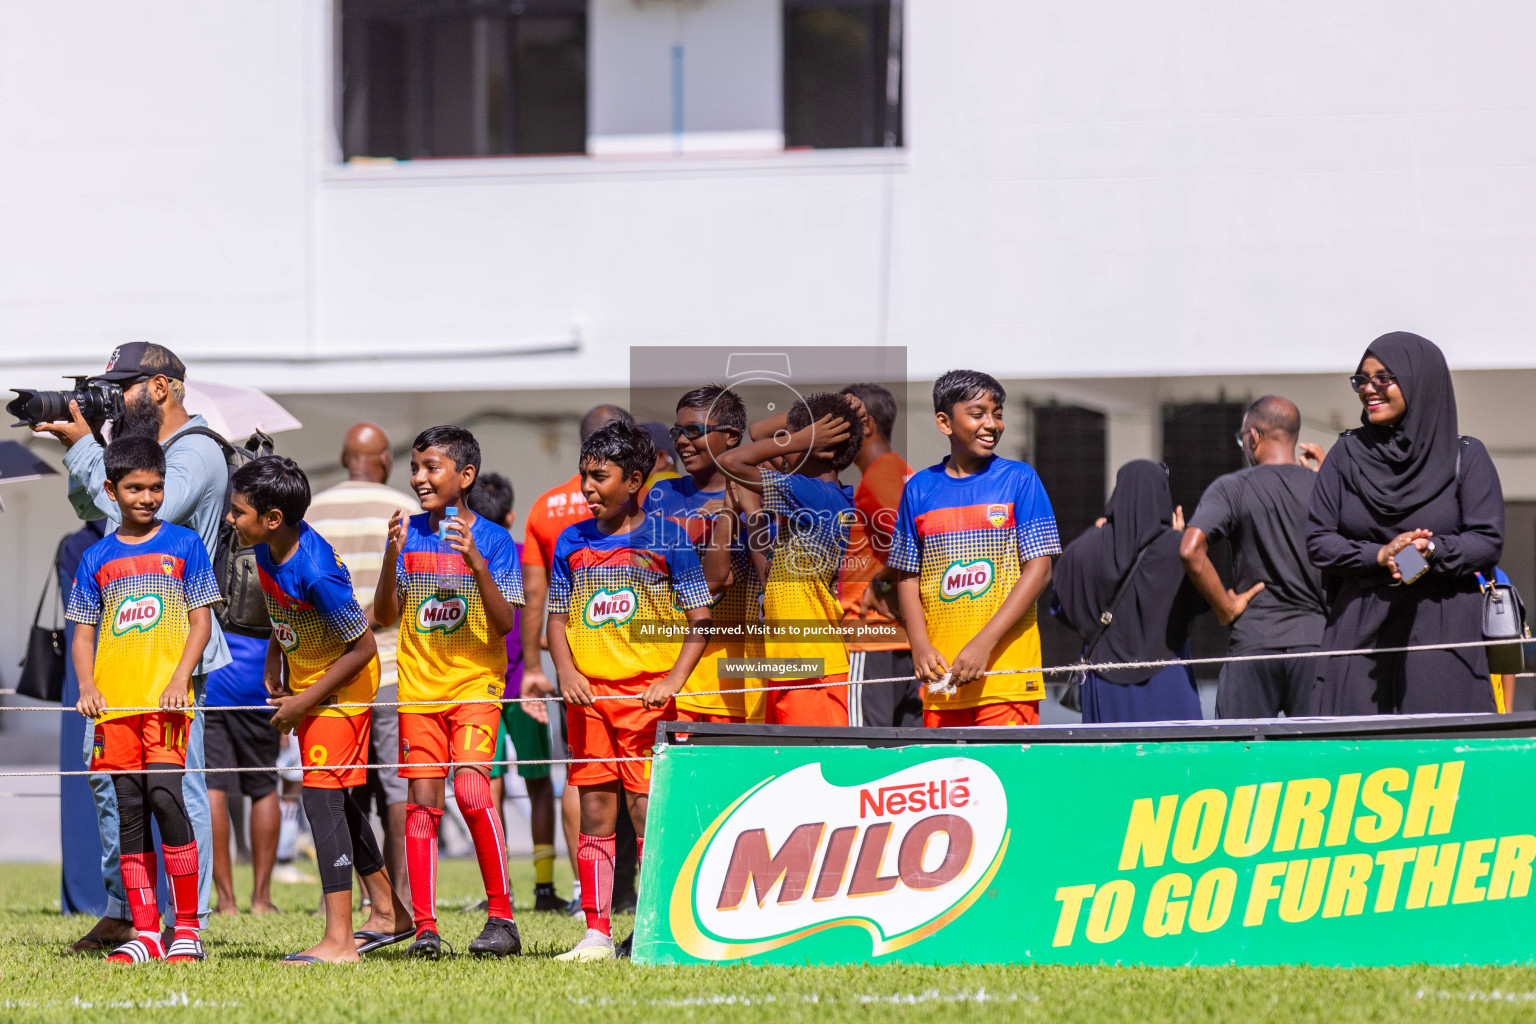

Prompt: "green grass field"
[4,859,1536,1023]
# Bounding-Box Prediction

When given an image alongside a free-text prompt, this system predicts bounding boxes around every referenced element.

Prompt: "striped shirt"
[308,480,421,686]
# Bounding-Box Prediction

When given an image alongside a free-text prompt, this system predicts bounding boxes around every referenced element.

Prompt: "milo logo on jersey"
[584,588,638,628]
[271,619,299,652]
[416,594,469,635]
[940,559,993,601]
[112,594,164,635]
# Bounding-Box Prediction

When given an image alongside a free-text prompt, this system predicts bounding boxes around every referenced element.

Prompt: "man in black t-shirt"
[1181,396,1328,718]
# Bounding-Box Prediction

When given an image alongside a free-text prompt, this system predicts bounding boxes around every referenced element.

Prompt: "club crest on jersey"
[159,555,177,576]
[271,619,298,652]
[985,504,1009,528]
[416,594,468,635]
[112,594,164,634]
[92,732,105,761]
[940,559,993,601]
[584,588,637,628]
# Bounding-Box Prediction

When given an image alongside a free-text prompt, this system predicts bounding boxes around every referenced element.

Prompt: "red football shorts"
[91,713,192,772]
[298,713,371,789]
[924,700,1040,728]
[674,708,746,725]
[765,673,849,727]
[565,674,673,794]
[398,703,501,779]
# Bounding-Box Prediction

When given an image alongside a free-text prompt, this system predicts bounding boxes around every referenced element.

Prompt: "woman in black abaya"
[1307,332,1503,715]
[1053,460,1209,723]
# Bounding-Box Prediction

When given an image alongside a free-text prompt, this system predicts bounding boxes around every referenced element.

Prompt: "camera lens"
[6,389,73,426]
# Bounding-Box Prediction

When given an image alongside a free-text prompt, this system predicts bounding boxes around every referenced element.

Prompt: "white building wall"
[5,0,1536,692]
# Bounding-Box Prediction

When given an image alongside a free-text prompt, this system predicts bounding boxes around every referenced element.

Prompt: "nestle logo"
[859,778,971,818]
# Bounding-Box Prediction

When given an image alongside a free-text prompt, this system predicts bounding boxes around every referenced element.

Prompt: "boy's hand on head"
[75,686,106,720]
[560,670,594,707]
[160,674,193,712]
[386,509,408,552]
[641,673,685,710]
[795,412,851,454]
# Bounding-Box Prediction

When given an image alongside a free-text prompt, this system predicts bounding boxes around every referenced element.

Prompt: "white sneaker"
[554,928,614,962]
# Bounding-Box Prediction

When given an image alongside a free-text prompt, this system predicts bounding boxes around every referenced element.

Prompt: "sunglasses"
[668,423,736,443]
[1349,372,1398,393]
[1233,426,1265,450]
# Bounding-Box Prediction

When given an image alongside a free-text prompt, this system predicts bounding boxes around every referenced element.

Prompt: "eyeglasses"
[1233,427,1265,450]
[1349,372,1397,393]
[669,423,736,443]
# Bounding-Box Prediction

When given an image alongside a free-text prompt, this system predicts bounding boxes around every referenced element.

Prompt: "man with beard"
[35,342,228,954]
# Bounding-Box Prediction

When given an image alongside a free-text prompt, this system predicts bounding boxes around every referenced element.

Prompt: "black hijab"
[1335,332,1460,519]
[1053,460,1181,682]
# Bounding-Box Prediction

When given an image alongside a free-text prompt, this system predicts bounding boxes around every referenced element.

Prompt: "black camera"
[7,377,125,427]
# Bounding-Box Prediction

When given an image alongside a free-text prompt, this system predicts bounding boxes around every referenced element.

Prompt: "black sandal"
[354,927,416,954]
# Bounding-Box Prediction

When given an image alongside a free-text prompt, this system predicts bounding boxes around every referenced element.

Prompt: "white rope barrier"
[0,757,651,780]
[0,635,1527,715]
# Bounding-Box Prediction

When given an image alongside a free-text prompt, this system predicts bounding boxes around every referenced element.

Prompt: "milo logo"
[271,619,298,652]
[416,594,468,634]
[673,758,1008,960]
[940,559,993,601]
[112,594,163,635]
[584,588,638,628]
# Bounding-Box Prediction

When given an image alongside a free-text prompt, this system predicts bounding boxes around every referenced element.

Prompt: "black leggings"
[303,787,386,894]
[115,764,192,854]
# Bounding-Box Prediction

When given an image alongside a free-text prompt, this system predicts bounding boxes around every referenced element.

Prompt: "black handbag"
[16,556,65,702]
[1481,575,1530,676]
[1058,543,1154,713]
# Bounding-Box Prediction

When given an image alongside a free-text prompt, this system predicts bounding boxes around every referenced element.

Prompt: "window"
[1029,404,1107,674]
[340,0,587,160]
[783,0,903,150]
[1163,401,1246,679]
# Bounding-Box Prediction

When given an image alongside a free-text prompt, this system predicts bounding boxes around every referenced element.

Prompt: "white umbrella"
[183,379,302,438]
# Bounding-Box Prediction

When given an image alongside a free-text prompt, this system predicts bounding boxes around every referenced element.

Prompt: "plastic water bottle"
[435,506,459,594]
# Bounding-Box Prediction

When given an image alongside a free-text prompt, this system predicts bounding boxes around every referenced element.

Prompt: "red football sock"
[160,841,201,937]
[119,851,160,934]
[405,803,443,935]
[577,833,617,937]
[454,773,512,920]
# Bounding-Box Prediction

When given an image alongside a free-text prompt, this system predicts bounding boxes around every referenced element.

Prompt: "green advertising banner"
[634,739,1536,966]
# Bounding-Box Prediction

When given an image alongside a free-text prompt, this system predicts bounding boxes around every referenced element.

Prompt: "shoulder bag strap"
[1081,541,1155,662]
[30,551,59,631]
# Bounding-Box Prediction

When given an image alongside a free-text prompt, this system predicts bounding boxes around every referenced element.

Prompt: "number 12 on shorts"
[461,723,494,755]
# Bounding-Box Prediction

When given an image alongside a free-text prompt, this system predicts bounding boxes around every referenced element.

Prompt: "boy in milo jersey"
[890,370,1061,726]
[228,455,411,964]
[68,436,218,965]
[373,426,525,960]
[548,422,713,962]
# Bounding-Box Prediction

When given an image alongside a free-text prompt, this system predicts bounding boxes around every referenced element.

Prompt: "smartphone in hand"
[1394,544,1431,585]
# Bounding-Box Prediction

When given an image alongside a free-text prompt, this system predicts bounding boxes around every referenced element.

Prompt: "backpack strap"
[1082,541,1156,662]
[163,424,236,459]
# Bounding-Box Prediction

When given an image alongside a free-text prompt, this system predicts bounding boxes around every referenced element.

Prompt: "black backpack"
[163,426,275,639]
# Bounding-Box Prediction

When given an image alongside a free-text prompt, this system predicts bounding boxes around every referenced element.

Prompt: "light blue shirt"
[62,413,232,675]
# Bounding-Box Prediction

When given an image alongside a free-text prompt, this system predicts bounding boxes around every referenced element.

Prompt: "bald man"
[308,423,421,915]
[1180,396,1329,718]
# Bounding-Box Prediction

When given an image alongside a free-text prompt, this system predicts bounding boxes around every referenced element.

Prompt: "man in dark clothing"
[1180,396,1328,718]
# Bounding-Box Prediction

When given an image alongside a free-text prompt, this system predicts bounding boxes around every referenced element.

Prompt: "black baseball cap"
[91,342,187,385]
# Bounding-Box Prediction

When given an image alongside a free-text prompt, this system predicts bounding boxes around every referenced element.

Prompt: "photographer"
[32,342,227,953]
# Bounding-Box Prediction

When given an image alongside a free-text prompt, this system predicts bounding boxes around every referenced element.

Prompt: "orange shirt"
[839,451,913,651]
[523,472,591,572]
